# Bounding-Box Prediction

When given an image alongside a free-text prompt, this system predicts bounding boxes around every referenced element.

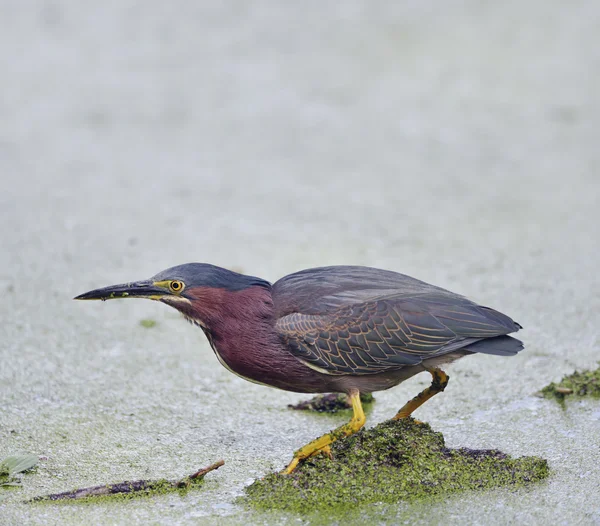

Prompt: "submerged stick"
[31,460,224,502]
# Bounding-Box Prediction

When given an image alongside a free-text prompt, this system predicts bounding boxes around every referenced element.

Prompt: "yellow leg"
[393,368,449,420]
[282,389,366,474]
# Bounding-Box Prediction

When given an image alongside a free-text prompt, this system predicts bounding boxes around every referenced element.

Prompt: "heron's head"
[75,263,271,324]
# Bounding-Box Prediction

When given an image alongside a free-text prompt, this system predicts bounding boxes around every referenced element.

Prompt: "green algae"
[245,419,549,512]
[541,366,600,404]
[288,393,375,413]
[139,319,157,328]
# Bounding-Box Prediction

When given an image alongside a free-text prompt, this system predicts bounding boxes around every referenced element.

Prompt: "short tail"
[465,335,524,356]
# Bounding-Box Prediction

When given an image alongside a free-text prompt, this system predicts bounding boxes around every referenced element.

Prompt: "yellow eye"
[169,280,185,293]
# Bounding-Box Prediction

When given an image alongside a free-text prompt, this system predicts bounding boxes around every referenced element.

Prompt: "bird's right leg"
[282,389,365,474]
[392,368,449,420]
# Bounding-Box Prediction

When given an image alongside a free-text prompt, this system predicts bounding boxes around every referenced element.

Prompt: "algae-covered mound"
[541,366,600,403]
[288,393,374,413]
[246,419,548,511]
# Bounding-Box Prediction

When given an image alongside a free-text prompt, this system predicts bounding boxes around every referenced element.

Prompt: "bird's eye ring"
[169,280,184,293]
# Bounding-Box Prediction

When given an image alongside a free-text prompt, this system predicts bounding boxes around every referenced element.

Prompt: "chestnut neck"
[170,284,334,393]
[182,285,275,330]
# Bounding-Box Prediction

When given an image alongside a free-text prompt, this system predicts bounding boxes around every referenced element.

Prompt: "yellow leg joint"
[393,368,449,420]
[282,389,366,475]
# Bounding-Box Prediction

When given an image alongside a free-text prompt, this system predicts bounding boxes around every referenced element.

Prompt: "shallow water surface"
[1,1,599,524]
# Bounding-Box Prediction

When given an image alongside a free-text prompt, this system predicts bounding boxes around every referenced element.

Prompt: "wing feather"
[277,294,521,375]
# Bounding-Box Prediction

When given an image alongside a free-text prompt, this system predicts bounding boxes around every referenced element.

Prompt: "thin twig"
[30,460,224,502]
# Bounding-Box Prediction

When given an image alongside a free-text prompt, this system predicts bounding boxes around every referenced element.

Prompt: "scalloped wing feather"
[276,293,521,376]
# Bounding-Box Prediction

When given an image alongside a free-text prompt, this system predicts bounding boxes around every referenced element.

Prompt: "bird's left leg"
[392,368,449,420]
[282,389,365,474]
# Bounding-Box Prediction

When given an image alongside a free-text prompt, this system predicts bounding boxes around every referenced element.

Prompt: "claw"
[314,445,333,460]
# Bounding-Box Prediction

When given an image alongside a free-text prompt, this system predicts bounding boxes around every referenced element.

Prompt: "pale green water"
[1,1,599,524]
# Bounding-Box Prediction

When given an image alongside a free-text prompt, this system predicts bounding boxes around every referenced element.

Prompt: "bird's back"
[272,266,522,376]
[272,265,456,315]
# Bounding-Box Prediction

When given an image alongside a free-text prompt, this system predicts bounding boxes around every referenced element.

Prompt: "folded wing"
[273,266,522,376]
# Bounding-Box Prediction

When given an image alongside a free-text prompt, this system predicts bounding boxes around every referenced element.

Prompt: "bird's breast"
[201,326,346,393]
[200,327,282,389]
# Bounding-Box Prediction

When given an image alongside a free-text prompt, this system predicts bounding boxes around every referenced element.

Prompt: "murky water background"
[1,1,599,524]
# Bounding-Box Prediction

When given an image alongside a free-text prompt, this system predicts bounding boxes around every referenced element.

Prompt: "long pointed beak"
[74,280,168,301]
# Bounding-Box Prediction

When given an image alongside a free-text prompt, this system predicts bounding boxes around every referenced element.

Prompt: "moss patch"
[245,419,548,512]
[139,319,157,328]
[288,393,374,413]
[541,366,600,403]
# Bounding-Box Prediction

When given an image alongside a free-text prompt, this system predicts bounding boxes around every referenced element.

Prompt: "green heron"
[76,264,523,474]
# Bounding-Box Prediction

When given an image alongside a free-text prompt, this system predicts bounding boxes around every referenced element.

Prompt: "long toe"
[316,445,333,460]
[281,457,300,475]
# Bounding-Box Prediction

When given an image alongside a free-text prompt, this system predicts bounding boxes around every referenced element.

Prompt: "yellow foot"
[281,457,300,475]
[316,445,333,460]
[391,414,424,425]
[319,446,333,460]
[281,389,365,475]
[280,445,333,475]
